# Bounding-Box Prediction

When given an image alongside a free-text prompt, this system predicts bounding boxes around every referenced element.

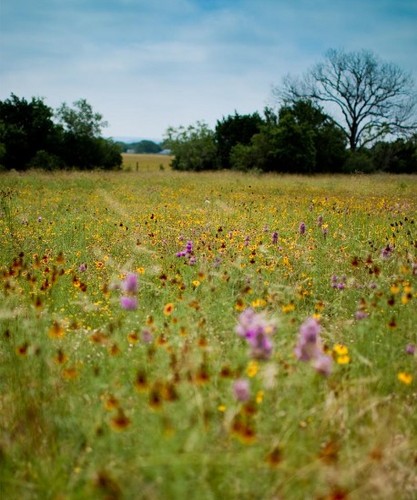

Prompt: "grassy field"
[1,156,417,499]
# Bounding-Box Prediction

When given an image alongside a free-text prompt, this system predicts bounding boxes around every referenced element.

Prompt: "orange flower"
[110,409,131,431]
[16,342,29,356]
[127,331,139,344]
[163,303,174,316]
[48,320,65,339]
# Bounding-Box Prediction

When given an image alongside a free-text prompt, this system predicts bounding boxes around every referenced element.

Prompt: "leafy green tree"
[371,135,417,173]
[55,99,121,170]
[0,94,58,170]
[215,111,263,168]
[164,121,218,171]
[0,94,121,170]
[55,98,107,138]
[230,101,347,173]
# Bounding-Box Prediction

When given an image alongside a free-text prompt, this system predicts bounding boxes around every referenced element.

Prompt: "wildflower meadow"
[1,156,417,499]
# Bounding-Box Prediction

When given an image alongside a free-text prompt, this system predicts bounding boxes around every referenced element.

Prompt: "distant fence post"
[136,162,138,172]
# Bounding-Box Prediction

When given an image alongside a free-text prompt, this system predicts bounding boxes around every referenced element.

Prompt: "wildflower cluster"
[176,240,196,264]
[294,317,332,376]
[331,274,346,290]
[236,308,276,360]
[120,273,139,310]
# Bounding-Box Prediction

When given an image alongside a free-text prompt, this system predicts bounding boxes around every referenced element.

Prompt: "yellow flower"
[281,302,295,313]
[217,404,226,412]
[401,294,410,305]
[251,298,266,308]
[235,299,245,312]
[333,344,348,356]
[256,390,264,404]
[136,267,145,274]
[192,280,201,288]
[390,283,400,295]
[336,355,351,365]
[246,360,259,378]
[397,372,413,385]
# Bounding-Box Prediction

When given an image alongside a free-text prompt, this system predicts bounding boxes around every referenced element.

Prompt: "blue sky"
[1,0,416,141]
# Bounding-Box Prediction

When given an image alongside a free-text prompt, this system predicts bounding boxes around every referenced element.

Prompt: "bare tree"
[273,49,417,150]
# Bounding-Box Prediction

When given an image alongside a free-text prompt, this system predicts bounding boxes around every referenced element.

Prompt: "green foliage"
[215,111,264,168]
[371,136,417,173]
[55,98,107,138]
[344,149,377,174]
[164,121,218,171]
[0,94,58,170]
[131,140,162,154]
[230,101,347,173]
[27,150,65,171]
[0,94,122,170]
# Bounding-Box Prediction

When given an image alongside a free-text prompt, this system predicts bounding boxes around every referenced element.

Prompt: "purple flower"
[250,332,273,360]
[176,240,195,263]
[313,354,333,377]
[122,273,139,293]
[120,296,138,310]
[141,329,153,343]
[381,244,394,260]
[272,231,279,245]
[185,241,193,254]
[405,343,416,355]
[236,308,275,360]
[78,263,87,272]
[354,310,368,320]
[233,379,251,402]
[317,215,323,227]
[294,317,322,362]
[299,222,306,235]
[331,275,346,290]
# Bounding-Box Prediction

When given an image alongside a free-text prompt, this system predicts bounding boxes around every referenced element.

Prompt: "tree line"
[1,48,416,173]
[164,49,417,174]
[0,95,122,170]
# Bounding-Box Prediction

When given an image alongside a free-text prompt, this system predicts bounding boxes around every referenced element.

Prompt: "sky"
[1,0,417,141]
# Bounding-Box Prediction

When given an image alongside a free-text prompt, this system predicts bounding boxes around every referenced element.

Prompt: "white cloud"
[1,0,416,138]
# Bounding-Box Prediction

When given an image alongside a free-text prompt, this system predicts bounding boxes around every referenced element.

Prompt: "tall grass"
[1,158,416,499]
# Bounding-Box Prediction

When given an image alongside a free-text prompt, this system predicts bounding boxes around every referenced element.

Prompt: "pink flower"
[236,308,276,360]
[120,296,137,310]
[354,310,368,320]
[233,379,251,402]
[294,317,322,361]
[141,329,153,343]
[122,273,138,293]
[313,354,333,377]
[405,344,416,355]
